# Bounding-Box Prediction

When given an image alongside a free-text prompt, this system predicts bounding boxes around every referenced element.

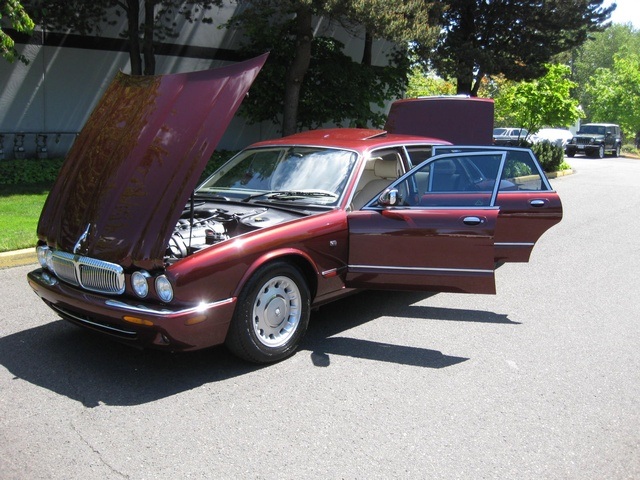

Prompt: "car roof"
[582,123,618,127]
[249,128,452,152]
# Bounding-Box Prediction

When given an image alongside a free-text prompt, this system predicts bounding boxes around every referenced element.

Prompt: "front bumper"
[566,144,598,153]
[27,268,237,351]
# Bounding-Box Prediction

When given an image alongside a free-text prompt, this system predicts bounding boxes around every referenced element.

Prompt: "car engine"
[165,203,301,263]
[167,217,228,259]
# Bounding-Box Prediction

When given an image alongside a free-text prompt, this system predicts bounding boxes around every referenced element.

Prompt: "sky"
[604,0,640,29]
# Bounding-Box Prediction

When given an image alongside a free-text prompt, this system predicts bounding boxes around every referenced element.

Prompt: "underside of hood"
[37,54,268,270]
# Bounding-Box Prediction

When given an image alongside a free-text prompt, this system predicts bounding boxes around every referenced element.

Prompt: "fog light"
[155,275,174,302]
[123,315,154,326]
[185,315,207,326]
[131,271,150,298]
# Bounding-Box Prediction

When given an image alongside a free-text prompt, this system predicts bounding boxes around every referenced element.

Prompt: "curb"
[546,169,574,179]
[0,247,37,269]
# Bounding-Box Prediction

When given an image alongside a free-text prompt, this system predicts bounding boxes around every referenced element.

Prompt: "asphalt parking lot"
[1,155,639,479]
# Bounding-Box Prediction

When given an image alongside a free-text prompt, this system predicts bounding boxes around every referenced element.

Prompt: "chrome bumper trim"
[104,297,235,316]
[50,303,136,337]
[495,242,535,247]
[349,265,493,274]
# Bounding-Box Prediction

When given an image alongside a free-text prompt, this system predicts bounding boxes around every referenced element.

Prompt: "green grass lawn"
[0,185,49,252]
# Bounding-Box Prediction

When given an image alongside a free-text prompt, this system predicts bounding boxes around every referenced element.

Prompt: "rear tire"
[225,261,310,363]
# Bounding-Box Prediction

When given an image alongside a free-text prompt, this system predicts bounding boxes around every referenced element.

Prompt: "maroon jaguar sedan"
[27,56,562,363]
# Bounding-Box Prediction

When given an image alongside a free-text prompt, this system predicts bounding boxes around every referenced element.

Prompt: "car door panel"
[346,152,509,294]
[494,191,563,262]
[432,145,563,263]
[347,208,499,294]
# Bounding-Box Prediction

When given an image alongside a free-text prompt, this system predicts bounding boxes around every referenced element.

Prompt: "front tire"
[596,145,605,159]
[225,262,310,363]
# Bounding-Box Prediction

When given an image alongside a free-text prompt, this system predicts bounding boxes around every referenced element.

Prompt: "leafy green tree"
[240,33,409,131]
[333,0,441,65]
[1,0,35,64]
[570,23,640,121]
[423,0,615,96]
[405,64,456,98]
[25,0,222,74]
[230,0,440,135]
[494,64,582,137]
[586,52,640,140]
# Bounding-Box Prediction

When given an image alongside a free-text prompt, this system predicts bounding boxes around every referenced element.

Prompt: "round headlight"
[37,246,49,269]
[155,275,174,303]
[131,271,150,298]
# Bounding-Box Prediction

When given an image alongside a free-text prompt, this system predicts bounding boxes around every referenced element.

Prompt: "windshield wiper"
[194,189,232,201]
[241,190,337,202]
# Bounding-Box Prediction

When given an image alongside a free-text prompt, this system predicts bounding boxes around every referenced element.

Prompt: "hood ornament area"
[73,223,91,254]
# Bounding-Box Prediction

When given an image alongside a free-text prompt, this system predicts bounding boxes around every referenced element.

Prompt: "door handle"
[463,216,483,226]
[529,199,546,207]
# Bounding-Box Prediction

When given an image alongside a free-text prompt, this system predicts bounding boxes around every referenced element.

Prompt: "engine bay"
[165,201,302,263]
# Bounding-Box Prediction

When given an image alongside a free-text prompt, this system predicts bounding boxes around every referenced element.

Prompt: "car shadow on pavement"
[0,290,516,407]
[301,290,518,368]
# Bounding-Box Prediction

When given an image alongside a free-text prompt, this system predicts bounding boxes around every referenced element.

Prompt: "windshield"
[196,146,358,206]
[579,125,605,135]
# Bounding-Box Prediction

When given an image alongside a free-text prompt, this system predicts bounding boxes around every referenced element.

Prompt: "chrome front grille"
[51,253,78,285]
[50,251,125,295]
[576,138,591,146]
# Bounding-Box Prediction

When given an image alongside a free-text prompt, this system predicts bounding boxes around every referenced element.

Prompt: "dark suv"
[566,123,622,158]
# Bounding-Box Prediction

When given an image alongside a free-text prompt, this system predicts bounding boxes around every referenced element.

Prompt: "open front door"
[432,146,563,263]
[346,152,505,294]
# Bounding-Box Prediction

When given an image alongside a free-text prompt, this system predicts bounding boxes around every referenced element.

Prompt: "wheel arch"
[233,248,319,301]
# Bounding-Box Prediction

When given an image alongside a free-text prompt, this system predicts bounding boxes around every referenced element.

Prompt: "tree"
[570,23,640,122]
[230,0,441,135]
[494,64,582,137]
[238,33,409,131]
[424,0,615,96]
[24,0,222,75]
[405,64,456,98]
[1,0,35,64]
[586,53,640,140]
[333,0,442,65]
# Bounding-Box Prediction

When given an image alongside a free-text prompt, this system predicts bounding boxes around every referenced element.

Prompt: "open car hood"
[37,54,268,270]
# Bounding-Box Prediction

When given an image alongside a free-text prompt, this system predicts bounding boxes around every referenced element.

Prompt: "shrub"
[529,141,565,172]
[0,151,238,186]
[0,158,64,186]
[504,160,533,178]
[621,144,639,156]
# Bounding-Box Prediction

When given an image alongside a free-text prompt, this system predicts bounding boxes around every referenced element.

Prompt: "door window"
[432,146,550,192]
[365,152,506,208]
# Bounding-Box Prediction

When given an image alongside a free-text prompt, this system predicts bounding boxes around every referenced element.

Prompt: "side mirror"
[378,188,399,207]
